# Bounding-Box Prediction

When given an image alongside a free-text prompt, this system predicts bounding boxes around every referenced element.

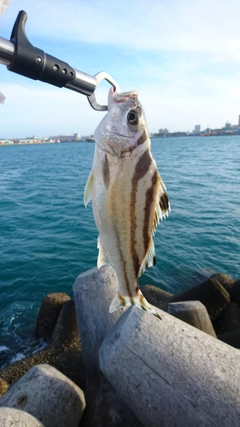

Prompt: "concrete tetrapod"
[0,407,45,426]
[73,265,125,377]
[99,306,240,427]
[167,301,217,337]
[0,364,85,427]
[73,265,143,427]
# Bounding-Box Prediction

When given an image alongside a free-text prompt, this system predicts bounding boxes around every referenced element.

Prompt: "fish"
[84,88,170,318]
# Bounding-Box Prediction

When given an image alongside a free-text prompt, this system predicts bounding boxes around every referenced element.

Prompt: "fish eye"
[127,110,138,125]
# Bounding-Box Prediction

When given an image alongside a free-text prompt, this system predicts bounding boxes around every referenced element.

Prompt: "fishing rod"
[0,10,120,110]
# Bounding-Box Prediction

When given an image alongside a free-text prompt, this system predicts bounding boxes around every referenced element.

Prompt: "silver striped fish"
[84,88,170,318]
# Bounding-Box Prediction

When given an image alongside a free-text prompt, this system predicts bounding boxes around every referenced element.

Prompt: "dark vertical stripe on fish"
[130,147,152,276]
[143,170,158,252]
[136,129,147,146]
[111,179,133,300]
[102,154,110,190]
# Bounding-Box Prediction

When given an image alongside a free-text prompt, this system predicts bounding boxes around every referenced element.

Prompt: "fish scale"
[84,88,170,318]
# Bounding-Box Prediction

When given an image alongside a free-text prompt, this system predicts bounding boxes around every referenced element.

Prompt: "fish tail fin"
[109,292,161,320]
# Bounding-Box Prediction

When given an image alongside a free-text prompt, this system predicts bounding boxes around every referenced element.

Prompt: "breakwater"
[0,266,240,426]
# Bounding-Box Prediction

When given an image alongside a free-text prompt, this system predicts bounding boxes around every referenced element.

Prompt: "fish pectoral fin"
[84,170,94,207]
[97,236,110,268]
[138,174,171,278]
[109,292,162,320]
[138,238,156,277]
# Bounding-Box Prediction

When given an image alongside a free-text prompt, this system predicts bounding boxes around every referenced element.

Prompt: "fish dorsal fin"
[97,236,110,268]
[84,170,94,207]
[152,173,171,239]
[139,173,170,277]
[138,238,156,277]
[156,174,171,223]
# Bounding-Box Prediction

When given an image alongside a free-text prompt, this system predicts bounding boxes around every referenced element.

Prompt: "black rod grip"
[8,10,76,87]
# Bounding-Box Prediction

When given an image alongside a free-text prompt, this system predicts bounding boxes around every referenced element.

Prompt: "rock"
[210,272,235,294]
[99,306,240,427]
[169,278,230,320]
[0,407,44,426]
[229,279,240,304]
[73,265,143,427]
[0,378,9,398]
[212,302,240,335]
[141,285,173,309]
[167,301,216,337]
[0,364,86,427]
[218,330,240,349]
[35,292,71,340]
[0,299,85,390]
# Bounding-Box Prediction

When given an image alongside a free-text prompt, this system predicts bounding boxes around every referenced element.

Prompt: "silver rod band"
[65,69,96,96]
[0,37,14,66]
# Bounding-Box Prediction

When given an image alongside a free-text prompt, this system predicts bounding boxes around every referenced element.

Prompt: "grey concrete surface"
[0,407,44,426]
[167,300,217,337]
[73,265,125,376]
[169,277,230,320]
[0,364,85,427]
[99,306,240,427]
[73,265,143,427]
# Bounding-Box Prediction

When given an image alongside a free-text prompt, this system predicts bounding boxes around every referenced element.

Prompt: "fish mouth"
[109,87,138,104]
[114,90,138,103]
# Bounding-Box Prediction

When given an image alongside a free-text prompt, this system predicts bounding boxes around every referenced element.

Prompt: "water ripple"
[0,137,239,366]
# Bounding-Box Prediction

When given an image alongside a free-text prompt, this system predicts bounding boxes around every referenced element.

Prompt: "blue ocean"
[0,136,239,368]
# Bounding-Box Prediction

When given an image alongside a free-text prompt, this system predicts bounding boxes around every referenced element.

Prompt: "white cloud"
[0,82,108,137]
[1,0,240,136]
[2,0,240,60]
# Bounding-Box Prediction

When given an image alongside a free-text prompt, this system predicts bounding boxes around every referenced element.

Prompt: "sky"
[1,0,240,138]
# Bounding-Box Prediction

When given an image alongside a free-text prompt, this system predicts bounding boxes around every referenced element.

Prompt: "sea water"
[0,136,239,367]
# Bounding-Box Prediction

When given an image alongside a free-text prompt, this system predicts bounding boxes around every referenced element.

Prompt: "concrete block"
[0,407,44,426]
[169,277,230,320]
[167,301,216,337]
[229,279,240,304]
[0,300,85,391]
[0,364,85,427]
[218,330,240,349]
[210,272,235,293]
[73,266,142,427]
[99,306,240,427]
[0,379,9,398]
[141,285,172,309]
[35,292,71,341]
[213,302,240,335]
[73,265,125,376]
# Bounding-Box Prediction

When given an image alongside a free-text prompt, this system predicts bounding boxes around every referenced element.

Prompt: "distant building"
[225,122,231,130]
[158,128,169,137]
[194,125,201,133]
[49,133,81,142]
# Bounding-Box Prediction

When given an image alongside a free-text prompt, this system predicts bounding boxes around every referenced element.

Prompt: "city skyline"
[1,112,240,141]
[1,0,240,138]
[2,112,240,142]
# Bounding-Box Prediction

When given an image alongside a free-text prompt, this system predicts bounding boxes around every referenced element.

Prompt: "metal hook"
[88,72,120,111]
